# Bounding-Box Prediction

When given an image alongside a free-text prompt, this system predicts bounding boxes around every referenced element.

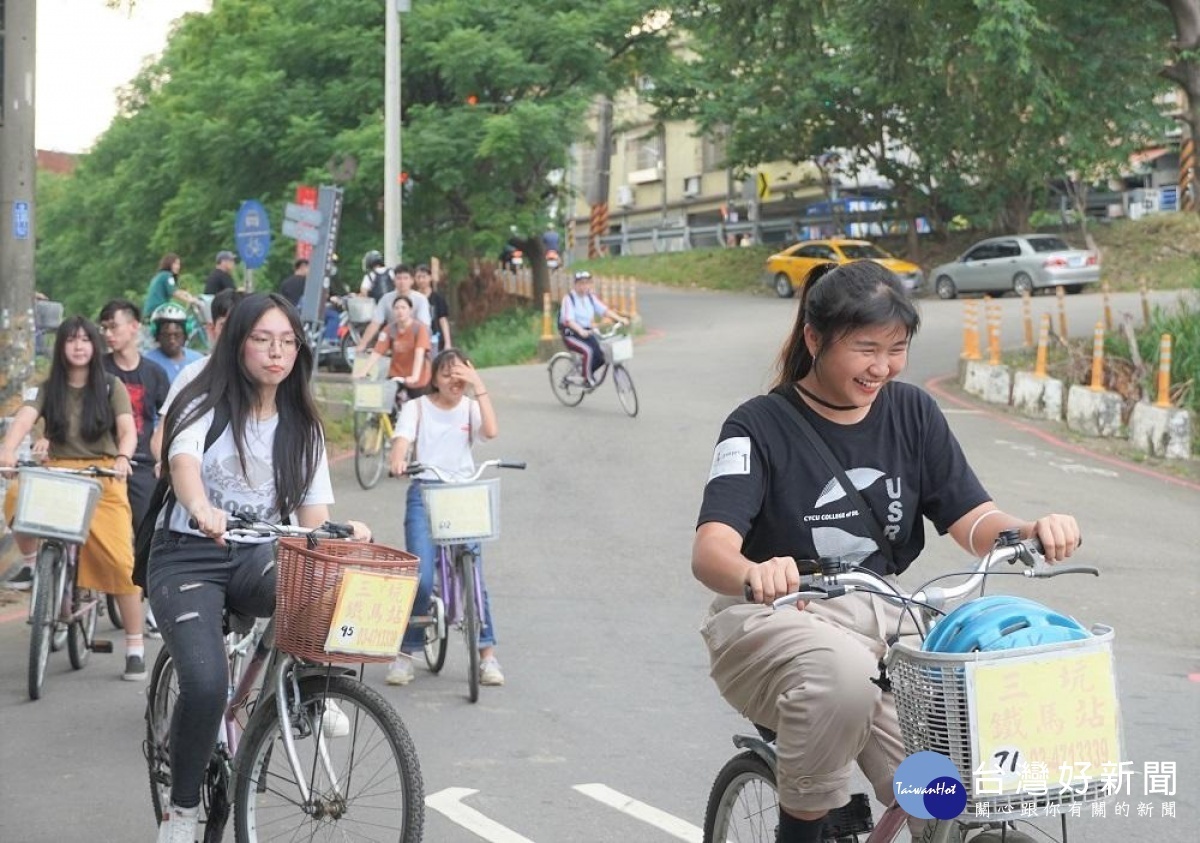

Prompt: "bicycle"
[144,516,425,842]
[351,377,410,490]
[184,295,213,353]
[706,531,1116,843]
[548,323,639,417]
[1,463,117,700]
[402,458,526,702]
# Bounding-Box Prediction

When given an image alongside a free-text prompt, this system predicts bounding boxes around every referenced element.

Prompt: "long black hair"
[774,260,920,388]
[163,293,323,518]
[42,317,114,445]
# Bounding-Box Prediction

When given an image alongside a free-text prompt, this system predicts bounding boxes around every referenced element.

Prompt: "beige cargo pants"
[702,583,923,819]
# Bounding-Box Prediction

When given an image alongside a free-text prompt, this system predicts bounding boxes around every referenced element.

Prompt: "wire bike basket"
[346,296,376,324]
[889,626,1121,819]
[275,538,418,664]
[601,335,633,364]
[12,468,102,544]
[421,478,501,544]
[353,379,400,413]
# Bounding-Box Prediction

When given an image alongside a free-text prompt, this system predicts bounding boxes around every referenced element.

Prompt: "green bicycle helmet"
[922,595,1090,654]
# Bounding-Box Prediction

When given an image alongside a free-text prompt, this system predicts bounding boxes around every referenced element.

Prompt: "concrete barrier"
[1011,371,1064,421]
[1128,402,1194,459]
[1065,384,1124,438]
[962,360,1012,405]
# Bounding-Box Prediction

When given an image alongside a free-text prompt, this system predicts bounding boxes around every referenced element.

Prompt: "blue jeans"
[403,481,496,651]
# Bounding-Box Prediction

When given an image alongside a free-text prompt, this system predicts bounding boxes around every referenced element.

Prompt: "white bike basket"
[601,335,633,364]
[12,468,103,544]
[346,297,376,324]
[889,626,1120,820]
[353,379,399,413]
[421,478,501,544]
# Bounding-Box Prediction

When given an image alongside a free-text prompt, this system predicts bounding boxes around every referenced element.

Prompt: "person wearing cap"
[204,251,239,296]
[559,270,627,386]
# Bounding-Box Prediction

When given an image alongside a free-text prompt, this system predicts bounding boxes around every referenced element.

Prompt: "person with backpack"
[359,250,392,303]
[559,270,628,386]
[355,295,432,397]
[0,316,148,681]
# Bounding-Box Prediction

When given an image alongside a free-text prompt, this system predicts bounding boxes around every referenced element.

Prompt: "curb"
[925,373,1200,492]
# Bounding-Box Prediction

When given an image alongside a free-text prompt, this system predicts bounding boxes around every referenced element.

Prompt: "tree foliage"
[38,0,667,316]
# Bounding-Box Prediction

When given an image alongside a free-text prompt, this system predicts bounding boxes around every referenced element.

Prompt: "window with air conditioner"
[683,176,701,198]
[617,185,635,207]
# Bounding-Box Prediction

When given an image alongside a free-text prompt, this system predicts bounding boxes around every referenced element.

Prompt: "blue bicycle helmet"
[922,595,1090,653]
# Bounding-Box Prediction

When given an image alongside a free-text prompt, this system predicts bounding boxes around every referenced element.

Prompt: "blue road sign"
[234,200,272,270]
[13,201,30,240]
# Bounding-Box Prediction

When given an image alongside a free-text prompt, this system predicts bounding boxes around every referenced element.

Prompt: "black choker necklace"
[794,382,858,412]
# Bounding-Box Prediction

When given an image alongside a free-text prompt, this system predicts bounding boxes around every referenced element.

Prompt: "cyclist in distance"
[691,261,1082,842]
[355,294,433,396]
[0,316,147,680]
[359,250,392,303]
[148,293,370,843]
[386,348,501,687]
[143,303,204,384]
[144,253,199,318]
[559,270,628,386]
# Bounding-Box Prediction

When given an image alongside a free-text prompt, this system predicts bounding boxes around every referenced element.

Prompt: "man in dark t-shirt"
[279,258,310,307]
[204,251,239,295]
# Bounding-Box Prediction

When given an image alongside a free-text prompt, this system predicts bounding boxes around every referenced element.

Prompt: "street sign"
[284,202,323,227]
[282,218,320,245]
[300,185,345,323]
[12,201,30,240]
[757,172,771,201]
[234,199,272,270]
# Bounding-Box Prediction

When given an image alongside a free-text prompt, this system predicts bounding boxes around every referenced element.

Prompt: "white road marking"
[573,783,703,842]
[426,787,537,843]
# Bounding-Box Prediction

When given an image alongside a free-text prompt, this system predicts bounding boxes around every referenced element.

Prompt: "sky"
[36,0,212,153]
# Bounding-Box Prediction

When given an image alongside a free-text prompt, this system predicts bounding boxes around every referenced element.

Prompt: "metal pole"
[0,0,38,415]
[384,0,405,265]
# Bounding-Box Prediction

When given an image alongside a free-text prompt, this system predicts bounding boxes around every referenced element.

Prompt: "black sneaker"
[5,566,33,591]
[123,654,147,681]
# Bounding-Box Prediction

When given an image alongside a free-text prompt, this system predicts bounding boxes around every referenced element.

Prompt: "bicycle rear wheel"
[353,412,387,490]
[703,751,777,843]
[613,364,639,417]
[68,589,98,670]
[458,550,481,703]
[234,674,424,843]
[28,545,62,700]
[548,353,586,406]
[107,593,124,629]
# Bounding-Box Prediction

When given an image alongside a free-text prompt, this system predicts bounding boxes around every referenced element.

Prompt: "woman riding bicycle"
[0,317,146,680]
[356,294,432,397]
[148,292,369,843]
[386,348,501,687]
[691,261,1081,842]
[559,270,627,387]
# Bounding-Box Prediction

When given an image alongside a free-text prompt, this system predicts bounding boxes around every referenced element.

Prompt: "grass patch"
[572,246,776,293]
[456,306,542,368]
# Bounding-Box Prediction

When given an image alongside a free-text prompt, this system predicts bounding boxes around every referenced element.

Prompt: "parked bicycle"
[144,516,425,843]
[1,463,117,700]
[352,377,414,489]
[403,458,526,702]
[547,324,639,417]
[706,531,1116,843]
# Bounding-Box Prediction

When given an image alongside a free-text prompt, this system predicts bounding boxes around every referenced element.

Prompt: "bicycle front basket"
[601,335,633,364]
[421,478,501,543]
[12,468,103,544]
[353,379,399,413]
[346,296,376,324]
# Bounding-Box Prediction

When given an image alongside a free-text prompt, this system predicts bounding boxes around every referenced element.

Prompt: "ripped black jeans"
[145,530,276,810]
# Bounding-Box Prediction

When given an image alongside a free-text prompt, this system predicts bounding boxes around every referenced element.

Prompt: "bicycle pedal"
[91,638,114,653]
[823,793,874,839]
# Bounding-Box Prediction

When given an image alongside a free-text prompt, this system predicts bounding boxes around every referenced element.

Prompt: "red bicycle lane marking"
[925,374,1200,493]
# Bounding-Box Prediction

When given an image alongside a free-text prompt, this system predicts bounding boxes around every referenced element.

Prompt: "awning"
[1129,147,1171,168]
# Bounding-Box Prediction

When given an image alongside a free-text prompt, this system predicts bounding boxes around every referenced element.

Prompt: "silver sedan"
[929,235,1100,299]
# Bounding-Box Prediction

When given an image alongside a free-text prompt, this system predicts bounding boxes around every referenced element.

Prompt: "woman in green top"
[144,253,196,317]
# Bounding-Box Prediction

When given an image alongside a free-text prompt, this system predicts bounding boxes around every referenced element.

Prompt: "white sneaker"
[320,699,351,738]
[385,655,414,686]
[479,656,505,686]
[157,804,199,843]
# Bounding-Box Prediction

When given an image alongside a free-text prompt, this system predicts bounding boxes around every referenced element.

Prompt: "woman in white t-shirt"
[386,348,500,687]
[148,293,369,843]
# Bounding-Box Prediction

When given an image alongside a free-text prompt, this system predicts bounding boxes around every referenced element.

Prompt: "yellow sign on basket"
[324,569,418,658]
[968,647,1120,797]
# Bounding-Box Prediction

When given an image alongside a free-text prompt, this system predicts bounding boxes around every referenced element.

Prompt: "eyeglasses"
[246,332,302,353]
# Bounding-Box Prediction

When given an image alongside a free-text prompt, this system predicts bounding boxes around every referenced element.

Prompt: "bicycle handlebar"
[746,533,1097,613]
[187,514,358,541]
[0,460,129,478]
[402,459,527,482]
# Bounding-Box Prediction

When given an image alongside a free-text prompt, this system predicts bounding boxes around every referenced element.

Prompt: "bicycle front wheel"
[613,364,639,417]
[28,545,62,700]
[234,674,424,843]
[145,647,178,824]
[548,353,585,406]
[68,589,99,670]
[703,751,777,843]
[423,560,448,674]
[353,412,387,490]
[458,550,481,703]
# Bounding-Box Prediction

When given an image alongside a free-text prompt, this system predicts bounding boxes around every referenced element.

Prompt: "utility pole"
[383,0,407,265]
[587,97,613,259]
[0,0,38,415]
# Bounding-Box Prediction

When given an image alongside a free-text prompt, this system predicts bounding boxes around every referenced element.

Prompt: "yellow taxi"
[765,239,924,298]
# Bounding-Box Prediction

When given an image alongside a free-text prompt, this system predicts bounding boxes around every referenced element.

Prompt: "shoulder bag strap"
[767,389,895,568]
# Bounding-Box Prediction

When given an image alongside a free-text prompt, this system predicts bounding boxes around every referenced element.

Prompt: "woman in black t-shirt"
[693,261,1081,842]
